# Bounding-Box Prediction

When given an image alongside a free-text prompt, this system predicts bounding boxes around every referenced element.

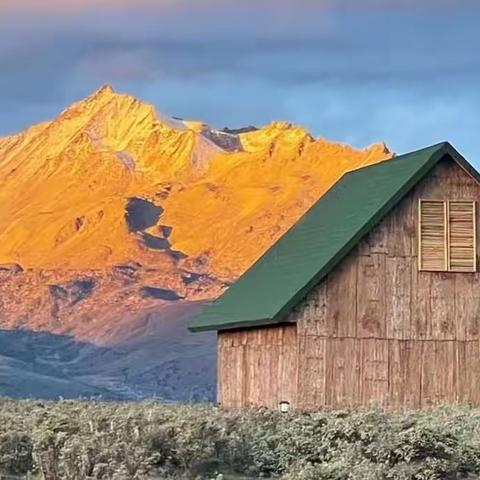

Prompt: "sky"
[1,0,480,160]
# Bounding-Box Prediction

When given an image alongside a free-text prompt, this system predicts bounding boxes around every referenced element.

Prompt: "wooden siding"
[217,325,298,408]
[218,158,480,409]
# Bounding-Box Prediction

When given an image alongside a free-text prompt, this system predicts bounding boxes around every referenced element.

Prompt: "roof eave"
[188,316,294,333]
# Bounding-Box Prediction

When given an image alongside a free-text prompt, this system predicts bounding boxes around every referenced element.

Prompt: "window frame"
[418,199,477,273]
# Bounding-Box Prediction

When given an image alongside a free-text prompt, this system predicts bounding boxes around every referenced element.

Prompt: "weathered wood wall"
[217,325,297,408]
[218,157,480,409]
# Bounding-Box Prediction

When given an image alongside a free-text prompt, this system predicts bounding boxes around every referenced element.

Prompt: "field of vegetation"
[1,399,480,479]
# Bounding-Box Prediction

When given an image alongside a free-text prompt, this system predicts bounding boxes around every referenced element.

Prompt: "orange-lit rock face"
[0,86,392,398]
[0,85,391,281]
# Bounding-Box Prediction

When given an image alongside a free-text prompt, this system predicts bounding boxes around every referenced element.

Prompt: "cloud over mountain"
[1,0,480,162]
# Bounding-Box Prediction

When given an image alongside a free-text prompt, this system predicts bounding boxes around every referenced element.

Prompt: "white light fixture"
[279,400,290,413]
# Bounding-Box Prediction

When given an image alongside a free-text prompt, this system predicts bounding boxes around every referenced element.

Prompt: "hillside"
[0,86,391,399]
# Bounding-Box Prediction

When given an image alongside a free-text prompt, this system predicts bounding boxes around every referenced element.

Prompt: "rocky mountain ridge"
[0,86,391,399]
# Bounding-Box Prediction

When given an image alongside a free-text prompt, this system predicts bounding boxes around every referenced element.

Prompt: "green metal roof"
[189,142,478,332]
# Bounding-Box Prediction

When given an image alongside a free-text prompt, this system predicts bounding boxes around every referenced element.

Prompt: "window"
[418,199,476,272]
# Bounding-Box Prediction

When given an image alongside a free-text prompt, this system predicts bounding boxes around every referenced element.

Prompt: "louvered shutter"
[448,201,476,272]
[419,200,447,271]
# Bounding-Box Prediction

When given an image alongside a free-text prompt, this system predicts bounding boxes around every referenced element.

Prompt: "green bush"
[1,399,480,479]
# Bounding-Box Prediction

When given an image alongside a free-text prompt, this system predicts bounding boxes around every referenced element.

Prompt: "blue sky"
[1,0,480,161]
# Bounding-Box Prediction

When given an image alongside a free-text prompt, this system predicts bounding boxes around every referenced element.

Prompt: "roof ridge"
[341,142,448,179]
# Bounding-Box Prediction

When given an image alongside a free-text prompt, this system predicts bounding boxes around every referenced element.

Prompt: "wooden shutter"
[418,200,447,271]
[448,201,476,272]
[419,199,477,272]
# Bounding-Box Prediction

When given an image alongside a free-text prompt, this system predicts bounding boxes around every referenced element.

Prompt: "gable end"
[189,143,480,332]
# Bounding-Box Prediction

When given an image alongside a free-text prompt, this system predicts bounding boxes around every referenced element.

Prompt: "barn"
[189,142,480,409]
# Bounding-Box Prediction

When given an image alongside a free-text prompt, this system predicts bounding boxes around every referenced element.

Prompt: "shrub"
[1,399,480,479]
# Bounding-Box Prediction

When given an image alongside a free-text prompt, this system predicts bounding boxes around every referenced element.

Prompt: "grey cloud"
[1,1,480,163]
[5,11,478,100]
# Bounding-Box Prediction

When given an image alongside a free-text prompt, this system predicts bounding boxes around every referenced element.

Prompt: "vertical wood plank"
[311,280,329,337]
[361,339,389,406]
[388,340,404,408]
[385,257,412,339]
[421,341,436,407]
[328,253,358,337]
[455,274,480,341]
[436,341,456,404]
[411,269,431,340]
[387,340,423,409]
[418,199,423,270]
[245,342,276,407]
[474,201,477,271]
[463,341,480,404]
[404,341,423,408]
[297,336,326,409]
[421,341,456,407]
[217,334,224,405]
[278,326,298,406]
[388,340,423,409]
[219,343,246,408]
[387,193,415,257]
[445,200,450,270]
[456,340,466,402]
[430,272,456,340]
[357,253,386,338]
[326,338,361,407]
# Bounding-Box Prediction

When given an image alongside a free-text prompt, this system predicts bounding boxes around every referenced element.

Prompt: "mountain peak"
[0,87,392,275]
[0,86,394,400]
[80,84,119,108]
[93,84,116,98]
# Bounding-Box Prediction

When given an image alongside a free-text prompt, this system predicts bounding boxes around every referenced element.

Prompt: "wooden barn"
[189,142,480,409]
